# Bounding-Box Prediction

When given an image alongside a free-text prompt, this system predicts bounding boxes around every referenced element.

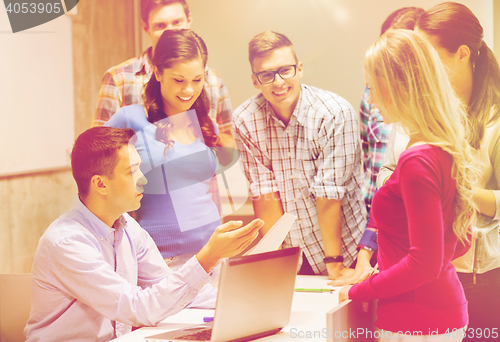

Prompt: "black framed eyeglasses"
[254,65,297,84]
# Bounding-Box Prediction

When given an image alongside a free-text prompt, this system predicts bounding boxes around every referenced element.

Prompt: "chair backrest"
[0,274,31,342]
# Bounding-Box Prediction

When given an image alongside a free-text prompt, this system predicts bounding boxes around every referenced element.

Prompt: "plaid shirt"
[92,48,234,212]
[233,84,366,274]
[359,86,392,211]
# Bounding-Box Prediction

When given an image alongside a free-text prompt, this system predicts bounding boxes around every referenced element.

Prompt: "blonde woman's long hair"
[364,29,476,243]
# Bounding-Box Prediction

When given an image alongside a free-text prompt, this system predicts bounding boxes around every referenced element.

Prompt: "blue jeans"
[457,268,500,341]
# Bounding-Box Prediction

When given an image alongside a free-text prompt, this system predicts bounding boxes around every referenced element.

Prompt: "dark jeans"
[457,268,500,341]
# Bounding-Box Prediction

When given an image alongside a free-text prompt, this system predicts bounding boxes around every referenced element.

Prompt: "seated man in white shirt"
[24,127,263,342]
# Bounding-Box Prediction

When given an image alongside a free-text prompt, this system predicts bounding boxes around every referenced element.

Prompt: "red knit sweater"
[350,145,469,334]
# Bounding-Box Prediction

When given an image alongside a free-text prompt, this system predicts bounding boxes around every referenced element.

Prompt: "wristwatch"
[323,255,344,264]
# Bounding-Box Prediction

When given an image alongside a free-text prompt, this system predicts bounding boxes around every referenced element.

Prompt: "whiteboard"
[0,6,74,176]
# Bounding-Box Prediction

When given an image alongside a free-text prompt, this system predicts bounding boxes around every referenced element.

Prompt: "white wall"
[185,0,493,111]
[0,8,74,176]
[151,0,492,213]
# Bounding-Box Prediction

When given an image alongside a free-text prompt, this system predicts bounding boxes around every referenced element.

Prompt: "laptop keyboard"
[175,328,212,340]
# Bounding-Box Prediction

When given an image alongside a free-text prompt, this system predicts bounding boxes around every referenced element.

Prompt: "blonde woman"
[340,30,475,341]
[377,3,500,338]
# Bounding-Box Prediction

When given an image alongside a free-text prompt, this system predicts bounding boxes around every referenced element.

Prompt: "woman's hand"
[357,265,379,283]
[339,285,371,313]
[339,285,353,303]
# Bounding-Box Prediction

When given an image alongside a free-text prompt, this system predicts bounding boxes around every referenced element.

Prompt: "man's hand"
[196,219,264,272]
[326,262,349,280]
[328,266,355,284]
[328,266,367,286]
[328,249,374,285]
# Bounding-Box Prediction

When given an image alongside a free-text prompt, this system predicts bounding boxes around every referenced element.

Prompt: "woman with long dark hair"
[106,29,222,269]
[414,3,500,338]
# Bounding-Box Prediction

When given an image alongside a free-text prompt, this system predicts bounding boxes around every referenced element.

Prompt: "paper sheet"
[244,213,296,255]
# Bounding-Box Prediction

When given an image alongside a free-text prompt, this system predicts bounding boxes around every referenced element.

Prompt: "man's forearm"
[316,197,343,257]
[317,197,345,279]
[252,192,284,235]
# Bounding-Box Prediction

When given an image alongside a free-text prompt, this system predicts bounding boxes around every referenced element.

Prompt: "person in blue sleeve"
[332,7,424,285]
[106,29,227,270]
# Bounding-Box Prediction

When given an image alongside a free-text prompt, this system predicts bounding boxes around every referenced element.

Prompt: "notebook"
[145,247,301,342]
[243,213,296,256]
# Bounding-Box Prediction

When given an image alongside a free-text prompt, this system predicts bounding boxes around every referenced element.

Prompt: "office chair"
[0,274,31,342]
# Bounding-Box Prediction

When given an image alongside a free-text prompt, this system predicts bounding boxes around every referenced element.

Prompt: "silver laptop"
[145,247,300,342]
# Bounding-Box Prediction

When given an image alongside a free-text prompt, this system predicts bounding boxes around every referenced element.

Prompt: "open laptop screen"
[145,247,300,342]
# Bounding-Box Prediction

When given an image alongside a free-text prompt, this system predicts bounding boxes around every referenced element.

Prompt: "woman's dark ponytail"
[416,2,500,149]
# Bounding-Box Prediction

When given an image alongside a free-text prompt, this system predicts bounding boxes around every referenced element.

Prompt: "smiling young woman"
[105,29,222,270]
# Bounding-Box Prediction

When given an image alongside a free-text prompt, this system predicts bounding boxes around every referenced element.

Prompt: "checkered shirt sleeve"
[360,87,371,172]
[205,67,233,133]
[92,50,152,127]
[359,86,392,210]
[307,92,361,200]
[233,100,279,197]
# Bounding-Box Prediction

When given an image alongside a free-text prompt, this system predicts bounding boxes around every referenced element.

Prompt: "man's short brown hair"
[248,31,298,71]
[71,127,136,197]
[140,0,190,26]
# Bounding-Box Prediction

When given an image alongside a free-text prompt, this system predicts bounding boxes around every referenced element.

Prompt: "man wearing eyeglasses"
[233,31,366,280]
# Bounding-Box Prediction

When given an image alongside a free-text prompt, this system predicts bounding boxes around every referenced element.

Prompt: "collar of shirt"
[264,84,309,128]
[293,85,311,126]
[135,47,153,77]
[73,197,127,247]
